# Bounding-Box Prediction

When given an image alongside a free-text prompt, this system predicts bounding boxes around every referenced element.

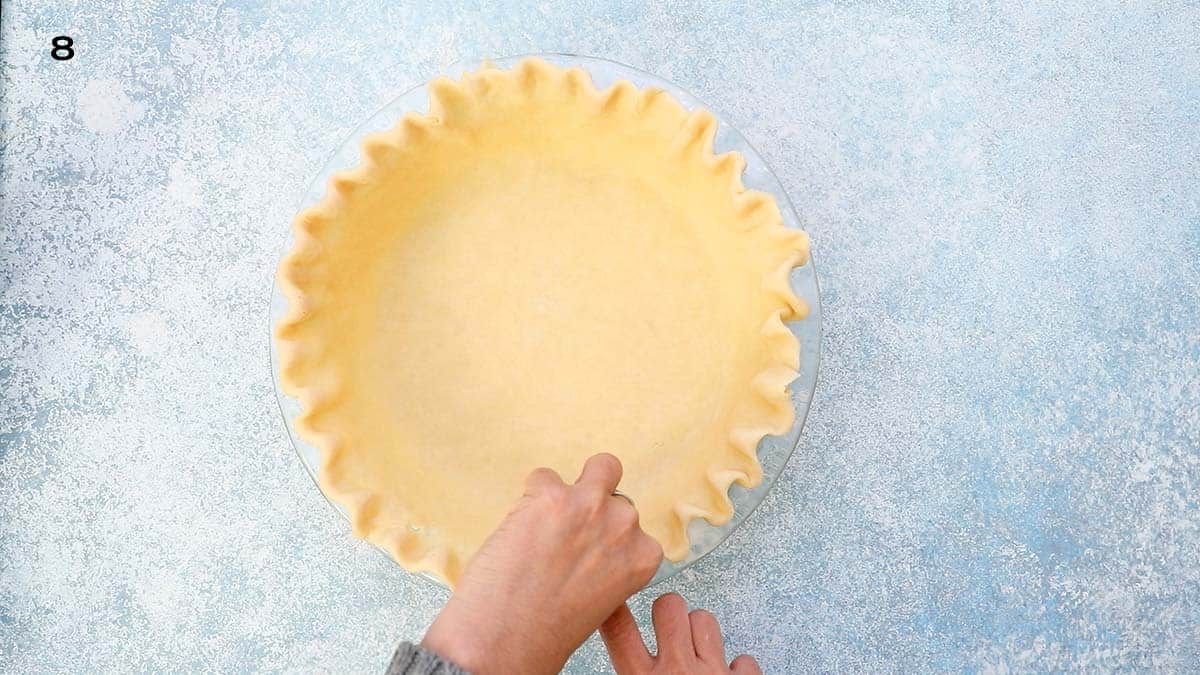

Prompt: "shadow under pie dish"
[273,56,816,587]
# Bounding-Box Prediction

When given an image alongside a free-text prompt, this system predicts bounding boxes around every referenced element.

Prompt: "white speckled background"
[2,1,1198,672]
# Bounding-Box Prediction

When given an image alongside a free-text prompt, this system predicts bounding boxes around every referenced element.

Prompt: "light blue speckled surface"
[2,1,1198,672]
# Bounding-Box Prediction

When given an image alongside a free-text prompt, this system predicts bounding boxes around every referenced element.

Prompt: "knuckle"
[561,493,603,525]
[667,653,692,669]
[614,501,639,528]
[574,488,605,517]
[638,550,662,577]
[578,502,601,522]
[543,484,572,510]
[643,536,664,560]
[636,560,659,581]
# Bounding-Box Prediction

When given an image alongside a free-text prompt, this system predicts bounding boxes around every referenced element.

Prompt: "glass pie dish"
[269,53,822,587]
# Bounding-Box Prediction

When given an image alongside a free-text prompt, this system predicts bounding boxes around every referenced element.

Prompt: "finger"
[651,593,692,655]
[599,604,652,674]
[523,466,564,495]
[574,452,623,493]
[631,535,664,587]
[689,609,726,663]
[731,654,763,674]
[606,494,640,532]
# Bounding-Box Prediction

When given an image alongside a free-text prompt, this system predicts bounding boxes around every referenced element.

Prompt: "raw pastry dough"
[276,58,810,586]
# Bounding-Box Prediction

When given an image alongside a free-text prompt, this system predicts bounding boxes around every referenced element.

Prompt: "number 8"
[51,36,74,61]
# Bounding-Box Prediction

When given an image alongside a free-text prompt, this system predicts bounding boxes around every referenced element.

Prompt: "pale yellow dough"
[275,58,810,586]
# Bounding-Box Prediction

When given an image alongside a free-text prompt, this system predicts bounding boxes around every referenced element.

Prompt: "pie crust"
[275,57,810,586]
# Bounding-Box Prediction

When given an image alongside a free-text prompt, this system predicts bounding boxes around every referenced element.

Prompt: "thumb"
[600,604,652,674]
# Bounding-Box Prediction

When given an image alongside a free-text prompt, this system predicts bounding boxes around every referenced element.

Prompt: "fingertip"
[523,466,564,494]
[652,592,687,617]
[731,654,762,674]
[655,591,684,604]
[591,452,623,476]
[577,452,623,490]
[593,451,622,467]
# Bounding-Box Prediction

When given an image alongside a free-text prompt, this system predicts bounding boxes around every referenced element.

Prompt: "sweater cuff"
[385,641,472,675]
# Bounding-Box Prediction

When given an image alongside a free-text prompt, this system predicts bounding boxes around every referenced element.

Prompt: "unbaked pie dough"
[276,57,810,586]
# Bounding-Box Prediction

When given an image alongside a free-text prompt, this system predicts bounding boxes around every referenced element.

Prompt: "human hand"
[600,593,763,674]
[421,453,664,675]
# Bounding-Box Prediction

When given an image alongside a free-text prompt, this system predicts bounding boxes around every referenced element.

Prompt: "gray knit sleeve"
[385,641,472,675]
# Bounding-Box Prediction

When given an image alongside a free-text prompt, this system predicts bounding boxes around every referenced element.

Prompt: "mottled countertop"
[2,1,1198,672]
